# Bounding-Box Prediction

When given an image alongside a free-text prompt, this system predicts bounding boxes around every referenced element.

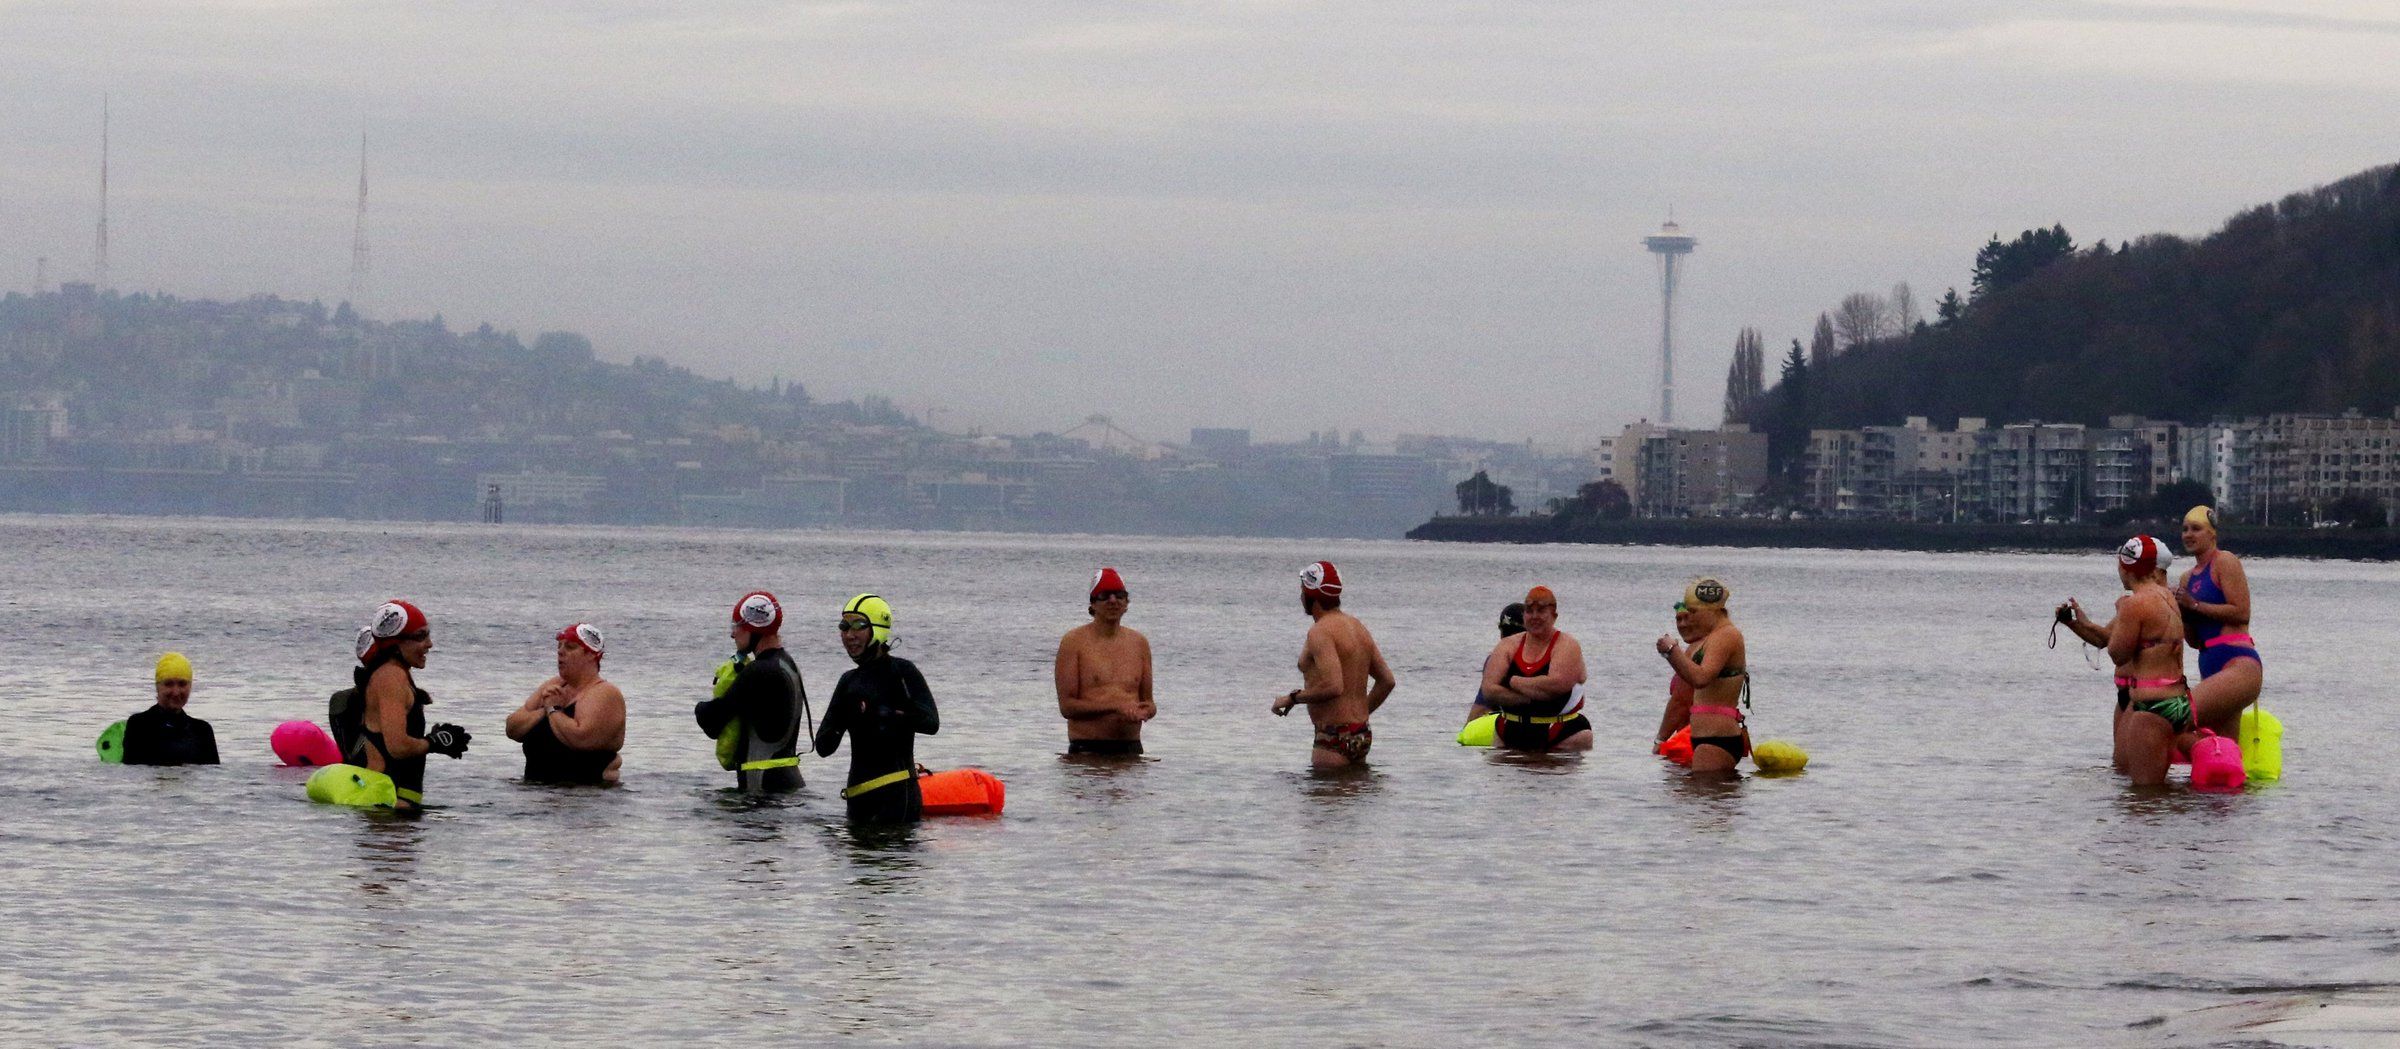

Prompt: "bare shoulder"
[592,680,627,707]
[1059,622,1097,647]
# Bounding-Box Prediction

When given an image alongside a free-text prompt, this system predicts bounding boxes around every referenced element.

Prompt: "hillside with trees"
[1738,163,2400,453]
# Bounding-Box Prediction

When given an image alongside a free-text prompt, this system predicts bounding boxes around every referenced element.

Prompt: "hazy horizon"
[3,1,2395,446]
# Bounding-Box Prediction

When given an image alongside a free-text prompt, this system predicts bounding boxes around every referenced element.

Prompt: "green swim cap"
[842,593,894,648]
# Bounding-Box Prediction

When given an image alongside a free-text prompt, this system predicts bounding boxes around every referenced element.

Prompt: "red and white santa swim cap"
[732,591,782,632]
[1300,561,1342,598]
[556,622,605,657]
[2116,535,2168,575]
[359,599,428,662]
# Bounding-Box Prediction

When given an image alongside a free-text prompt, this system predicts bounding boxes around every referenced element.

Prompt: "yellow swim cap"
[842,593,895,648]
[155,651,193,684]
[2183,504,2219,535]
[1682,577,1730,612]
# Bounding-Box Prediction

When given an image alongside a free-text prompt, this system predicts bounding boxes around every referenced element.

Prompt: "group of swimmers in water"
[106,501,2266,820]
[2054,505,2267,786]
[111,555,1761,812]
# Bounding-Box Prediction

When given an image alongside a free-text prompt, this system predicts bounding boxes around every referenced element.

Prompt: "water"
[1,515,2391,1047]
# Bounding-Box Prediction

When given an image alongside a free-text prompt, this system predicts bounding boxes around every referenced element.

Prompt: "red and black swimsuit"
[1494,635,1590,751]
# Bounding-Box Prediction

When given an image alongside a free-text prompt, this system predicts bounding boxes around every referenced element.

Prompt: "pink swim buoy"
[2188,729,2246,793]
[271,720,343,767]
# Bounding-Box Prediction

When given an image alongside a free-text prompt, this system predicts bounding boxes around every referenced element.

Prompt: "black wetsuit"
[519,702,616,785]
[119,705,220,766]
[693,648,804,793]
[331,658,429,804]
[814,653,939,823]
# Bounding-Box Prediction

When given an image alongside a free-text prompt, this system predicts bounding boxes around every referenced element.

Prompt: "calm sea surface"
[1,515,2392,1047]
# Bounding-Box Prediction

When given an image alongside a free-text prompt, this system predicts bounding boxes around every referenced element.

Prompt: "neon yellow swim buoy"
[2239,706,2283,781]
[1456,713,1498,747]
[1752,739,1809,773]
[305,763,399,809]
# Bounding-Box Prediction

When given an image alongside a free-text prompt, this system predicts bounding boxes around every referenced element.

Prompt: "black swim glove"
[426,722,472,758]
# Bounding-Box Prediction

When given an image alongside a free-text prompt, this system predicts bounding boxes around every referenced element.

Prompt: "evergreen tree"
[1970,224,2076,300]
[1934,288,1965,327]
[1722,326,1765,423]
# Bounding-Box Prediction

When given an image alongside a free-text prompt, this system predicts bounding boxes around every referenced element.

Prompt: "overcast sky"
[2,1,2395,445]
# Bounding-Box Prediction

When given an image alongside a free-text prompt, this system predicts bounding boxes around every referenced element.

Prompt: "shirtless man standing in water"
[1271,561,1397,769]
[1056,566,1155,756]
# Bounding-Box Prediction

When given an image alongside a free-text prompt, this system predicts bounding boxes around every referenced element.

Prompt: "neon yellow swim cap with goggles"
[841,593,894,648]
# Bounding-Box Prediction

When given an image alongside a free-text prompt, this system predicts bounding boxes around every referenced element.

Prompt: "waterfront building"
[1805,429,1863,516]
[1624,422,1768,516]
[1985,423,2087,521]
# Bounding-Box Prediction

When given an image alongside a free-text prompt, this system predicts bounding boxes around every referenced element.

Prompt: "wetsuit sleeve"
[195,719,220,765]
[119,710,158,766]
[694,691,734,737]
[900,661,938,736]
[812,677,852,757]
[696,656,796,738]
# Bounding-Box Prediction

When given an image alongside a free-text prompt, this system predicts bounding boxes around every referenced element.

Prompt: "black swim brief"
[1495,713,1592,752]
[1067,738,1144,756]
[1692,734,1747,760]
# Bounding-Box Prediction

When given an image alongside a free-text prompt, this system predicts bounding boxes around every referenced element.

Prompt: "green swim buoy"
[96,720,126,764]
[305,763,399,809]
[1456,713,1498,747]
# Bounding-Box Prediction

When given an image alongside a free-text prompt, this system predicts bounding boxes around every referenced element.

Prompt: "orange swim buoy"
[1654,726,1693,767]
[917,767,1005,817]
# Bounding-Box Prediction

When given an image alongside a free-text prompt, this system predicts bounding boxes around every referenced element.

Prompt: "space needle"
[1642,218,1696,425]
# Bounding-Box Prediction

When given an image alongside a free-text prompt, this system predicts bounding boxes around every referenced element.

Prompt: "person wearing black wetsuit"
[121,652,219,766]
[331,600,471,811]
[816,594,939,824]
[694,591,805,793]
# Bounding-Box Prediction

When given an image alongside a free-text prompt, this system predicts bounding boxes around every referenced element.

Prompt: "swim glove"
[426,722,472,758]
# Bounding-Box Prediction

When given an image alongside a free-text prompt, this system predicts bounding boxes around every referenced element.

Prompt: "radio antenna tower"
[94,95,110,291]
[1642,215,1696,425]
[348,132,370,304]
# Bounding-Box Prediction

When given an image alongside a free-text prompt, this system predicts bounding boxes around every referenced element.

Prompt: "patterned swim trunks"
[1312,722,1372,762]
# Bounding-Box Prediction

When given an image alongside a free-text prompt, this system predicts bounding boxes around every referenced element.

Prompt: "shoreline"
[1405,515,2400,560]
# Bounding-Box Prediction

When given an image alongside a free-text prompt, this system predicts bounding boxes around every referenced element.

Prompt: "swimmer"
[2175,505,2263,738]
[1652,599,1704,753]
[1462,602,1526,724]
[504,623,626,786]
[1655,578,1749,774]
[119,652,219,766]
[1477,587,1591,751]
[332,601,471,812]
[694,592,806,793]
[815,594,940,823]
[2055,536,2188,785]
[1270,561,1396,770]
[1056,567,1154,756]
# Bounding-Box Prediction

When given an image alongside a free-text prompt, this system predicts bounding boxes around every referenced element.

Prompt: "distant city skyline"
[2,1,2395,445]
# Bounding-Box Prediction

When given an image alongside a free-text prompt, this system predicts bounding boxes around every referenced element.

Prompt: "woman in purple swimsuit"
[2176,505,2262,737]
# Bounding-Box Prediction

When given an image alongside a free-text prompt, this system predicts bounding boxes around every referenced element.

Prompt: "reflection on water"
[351,812,423,900]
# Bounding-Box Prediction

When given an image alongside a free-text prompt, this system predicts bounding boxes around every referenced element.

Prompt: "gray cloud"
[1,0,2395,442]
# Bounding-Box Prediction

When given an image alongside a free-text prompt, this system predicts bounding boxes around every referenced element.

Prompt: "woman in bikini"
[2055,535,2188,786]
[2175,506,2262,738]
[1655,577,1747,774]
